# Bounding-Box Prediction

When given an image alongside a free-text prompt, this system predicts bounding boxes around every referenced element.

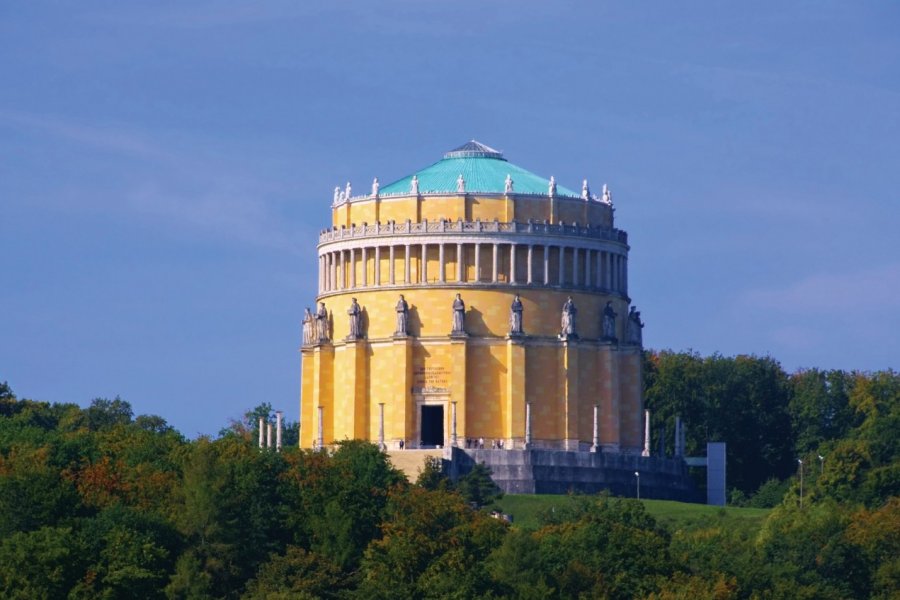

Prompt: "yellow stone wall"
[308,192,638,452]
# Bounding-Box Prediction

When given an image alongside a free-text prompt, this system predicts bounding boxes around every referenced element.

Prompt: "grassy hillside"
[496,494,771,532]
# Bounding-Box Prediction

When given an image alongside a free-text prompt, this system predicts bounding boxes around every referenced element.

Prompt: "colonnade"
[318,240,628,295]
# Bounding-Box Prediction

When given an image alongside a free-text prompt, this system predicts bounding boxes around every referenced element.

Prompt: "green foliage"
[644,351,794,494]
[457,461,503,508]
[1,364,898,599]
[415,455,449,491]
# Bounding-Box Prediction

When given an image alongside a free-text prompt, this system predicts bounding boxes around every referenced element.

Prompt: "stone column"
[438,243,445,283]
[591,404,600,452]
[474,243,481,282]
[642,409,651,457]
[258,416,264,449]
[360,247,367,287]
[558,246,565,287]
[349,248,355,288]
[525,402,532,448]
[585,249,592,287]
[623,256,628,295]
[492,243,499,283]
[389,245,396,284]
[378,403,385,450]
[543,245,550,285]
[456,243,464,282]
[317,405,324,448]
[276,411,283,452]
[421,243,427,283]
[404,244,411,284]
[450,401,458,447]
[527,245,534,284]
[510,244,517,284]
[573,247,579,286]
[339,250,345,290]
[596,250,602,290]
[267,422,272,448]
[374,246,381,286]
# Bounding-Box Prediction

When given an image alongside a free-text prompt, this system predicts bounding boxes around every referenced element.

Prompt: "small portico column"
[527,244,534,284]
[438,243,445,283]
[421,243,427,283]
[573,248,580,286]
[349,248,356,288]
[585,249,592,287]
[360,247,367,287]
[374,246,381,286]
[596,250,602,290]
[389,245,396,284]
[339,251,345,290]
[317,406,324,449]
[524,402,532,448]
[451,401,458,447]
[404,244,411,284]
[543,246,550,285]
[492,243,499,283]
[378,403,386,450]
[456,243,464,282]
[558,246,565,286]
[510,244,517,284]
[591,404,600,452]
[474,243,481,282]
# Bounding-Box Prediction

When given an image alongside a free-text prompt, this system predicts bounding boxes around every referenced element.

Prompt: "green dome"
[378,141,579,197]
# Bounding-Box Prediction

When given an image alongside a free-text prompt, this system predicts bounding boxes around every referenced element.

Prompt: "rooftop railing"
[318,219,628,245]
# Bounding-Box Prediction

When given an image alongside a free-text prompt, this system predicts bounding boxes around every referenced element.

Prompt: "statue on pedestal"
[344,181,352,200]
[451,293,466,335]
[395,294,409,336]
[333,186,340,205]
[602,183,612,205]
[504,174,514,194]
[302,307,313,346]
[315,302,329,342]
[371,177,379,197]
[601,301,617,342]
[509,294,524,336]
[548,176,557,197]
[626,306,644,346]
[582,179,591,200]
[410,175,419,194]
[347,298,362,340]
[456,174,465,193]
[561,296,577,338]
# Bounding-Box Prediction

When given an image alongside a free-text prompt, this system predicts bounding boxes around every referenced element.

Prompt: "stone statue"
[316,302,329,342]
[504,174,514,194]
[302,307,313,346]
[582,179,590,200]
[347,298,362,339]
[601,300,617,342]
[410,175,419,194]
[395,294,409,336]
[509,294,524,336]
[548,176,557,197]
[561,296,577,338]
[344,181,352,200]
[333,186,340,205]
[602,183,612,204]
[456,174,465,193]
[371,177,379,197]
[451,293,466,335]
[626,306,644,346]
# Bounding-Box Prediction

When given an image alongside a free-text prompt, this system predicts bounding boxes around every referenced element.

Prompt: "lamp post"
[797,459,804,509]
[635,471,641,500]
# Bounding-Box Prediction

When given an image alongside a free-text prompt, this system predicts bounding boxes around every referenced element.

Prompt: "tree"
[457,462,502,508]
[86,397,133,431]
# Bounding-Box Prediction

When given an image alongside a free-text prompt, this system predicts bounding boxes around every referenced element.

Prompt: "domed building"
[300,141,647,455]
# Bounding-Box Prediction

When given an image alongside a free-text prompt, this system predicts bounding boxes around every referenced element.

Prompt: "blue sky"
[2,2,898,437]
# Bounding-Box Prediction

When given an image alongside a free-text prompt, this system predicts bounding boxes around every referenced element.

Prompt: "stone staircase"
[386,449,444,480]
